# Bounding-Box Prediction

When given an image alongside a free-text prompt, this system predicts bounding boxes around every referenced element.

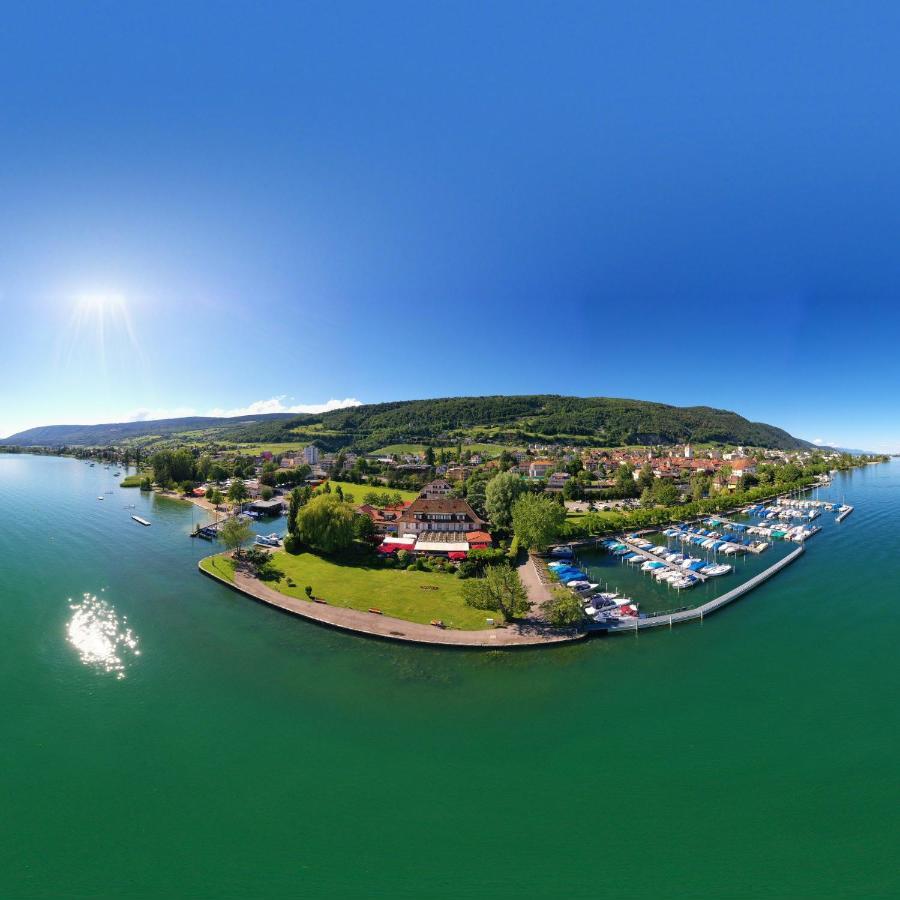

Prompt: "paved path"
[200,559,586,648]
[517,554,553,618]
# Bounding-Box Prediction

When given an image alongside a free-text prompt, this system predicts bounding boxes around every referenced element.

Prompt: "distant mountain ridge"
[1,413,295,447]
[1,395,814,451]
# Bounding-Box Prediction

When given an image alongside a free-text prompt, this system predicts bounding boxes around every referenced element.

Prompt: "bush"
[406,564,417,571]
[382,557,396,568]
[541,587,584,627]
[283,533,303,554]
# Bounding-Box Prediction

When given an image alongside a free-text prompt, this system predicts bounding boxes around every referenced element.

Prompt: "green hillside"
[3,395,812,451]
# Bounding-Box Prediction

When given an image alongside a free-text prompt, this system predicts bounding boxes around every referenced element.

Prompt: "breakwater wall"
[602,543,805,634]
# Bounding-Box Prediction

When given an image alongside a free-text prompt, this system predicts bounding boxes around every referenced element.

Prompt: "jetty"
[619,537,708,582]
[191,516,232,537]
[836,505,854,522]
[599,544,805,633]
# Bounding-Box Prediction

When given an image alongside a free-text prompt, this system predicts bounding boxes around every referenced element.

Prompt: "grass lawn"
[370,443,428,456]
[227,442,310,455]
[200,554,236,583]
[262,550,500,630]
[325,480,420,503]
[119,469,153,487]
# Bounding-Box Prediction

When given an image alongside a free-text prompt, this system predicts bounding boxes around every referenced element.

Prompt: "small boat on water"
[97,496,104,500]
[254,533,282,548]
[550,545,574,558]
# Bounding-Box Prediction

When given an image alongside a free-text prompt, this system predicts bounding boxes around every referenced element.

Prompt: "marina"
[547,488,855,632]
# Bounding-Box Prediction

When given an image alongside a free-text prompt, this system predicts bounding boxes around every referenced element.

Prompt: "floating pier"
[618,537,709,582]
[597,544,805,633]
[132,515,151,526]
[836,505,854,522]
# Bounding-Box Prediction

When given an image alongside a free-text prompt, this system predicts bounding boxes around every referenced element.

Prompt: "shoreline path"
[200,554,587,648]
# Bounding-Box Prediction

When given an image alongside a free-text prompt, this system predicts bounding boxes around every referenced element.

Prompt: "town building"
[420,479,452,498]
[395,497,485,535]
[528,459,555,478]
[356,502,410,535]
[303,445,320,465]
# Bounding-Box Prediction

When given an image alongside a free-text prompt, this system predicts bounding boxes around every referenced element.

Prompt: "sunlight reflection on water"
[66,593,140,679]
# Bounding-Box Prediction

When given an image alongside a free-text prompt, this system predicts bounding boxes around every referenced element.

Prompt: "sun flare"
[76,291,127,314]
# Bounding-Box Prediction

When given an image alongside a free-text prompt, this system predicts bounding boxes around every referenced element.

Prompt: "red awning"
[447,551,468,560]
[376,545,397,554]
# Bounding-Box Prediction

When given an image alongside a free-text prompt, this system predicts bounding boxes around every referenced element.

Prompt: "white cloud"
[204,396,362,418]
[813,437,824,445]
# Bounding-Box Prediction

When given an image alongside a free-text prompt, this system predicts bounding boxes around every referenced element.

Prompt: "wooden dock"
[599,544,805,633]
[191,516,231,537]
[618,537,709,582]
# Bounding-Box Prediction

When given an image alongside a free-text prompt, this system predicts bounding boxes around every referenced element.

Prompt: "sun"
[76,291,127,314]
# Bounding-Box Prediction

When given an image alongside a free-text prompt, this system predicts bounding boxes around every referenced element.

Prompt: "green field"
[202,550,497,629]
[270,551,496,629]
[325,479,420,503]
[226,442,310,455]
[200,554,236,582]
[119,469,153,487]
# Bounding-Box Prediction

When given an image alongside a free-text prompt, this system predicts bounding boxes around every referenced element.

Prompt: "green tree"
[651,480,679,506]
[196,454,212,482]
[260,485,274,501]
[424,445,435,467]
[562,478,584,501]
[208,463,228,483]
[511,493,566,551]
[464,472,490,515]
[462,563,530,620]
[541,587,584,626]
[295,494,355,555]
[207,488,224,507]
[352,513,376,542]
[484,471,526,530]
[220,516,254,555]
[227,479,248,504]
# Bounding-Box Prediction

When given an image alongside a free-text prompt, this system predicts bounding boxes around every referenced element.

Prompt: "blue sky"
[2,2,899,449]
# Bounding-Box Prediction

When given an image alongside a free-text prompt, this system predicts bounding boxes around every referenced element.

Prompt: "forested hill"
[3,395,812,450]
[1,413,295,447]
[231,396,811,451]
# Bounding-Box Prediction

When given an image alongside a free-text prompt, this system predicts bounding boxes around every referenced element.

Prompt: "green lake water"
[2,454,898,898]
